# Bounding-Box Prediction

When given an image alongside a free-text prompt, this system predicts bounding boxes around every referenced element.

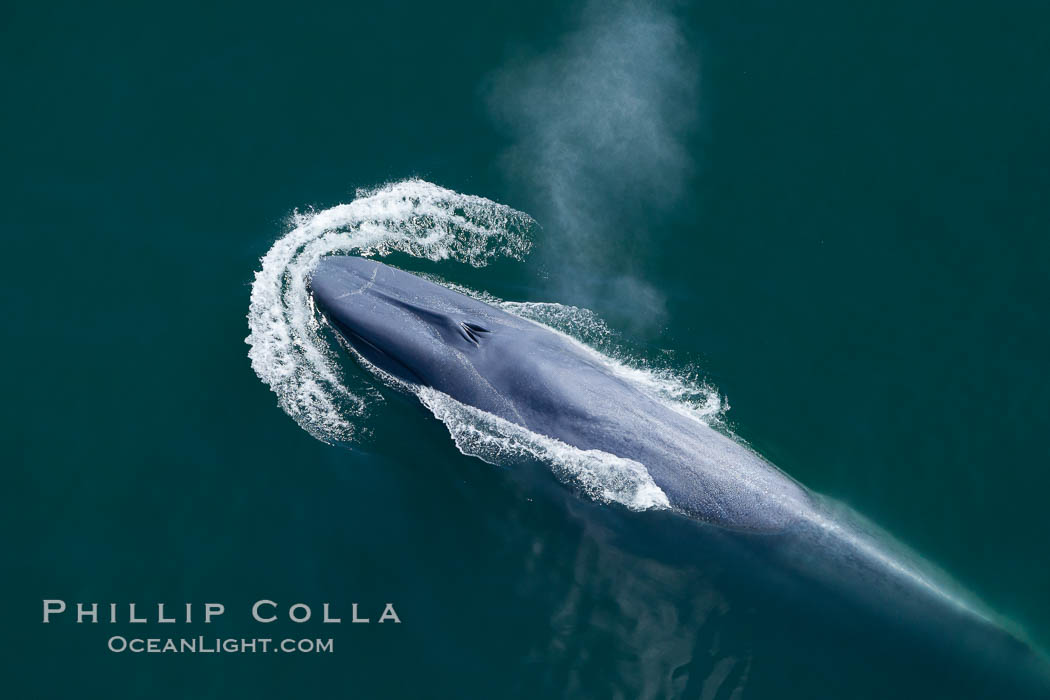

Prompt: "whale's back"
[473,326,812,532]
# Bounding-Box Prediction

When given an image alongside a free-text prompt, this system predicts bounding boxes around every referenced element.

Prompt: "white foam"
[417,387,670,511]
[246,180,723,511]
[245,179,532,442]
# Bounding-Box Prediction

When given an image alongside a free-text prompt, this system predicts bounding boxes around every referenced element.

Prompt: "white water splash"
[246,179,533,441]
[246,180,723,511]
[417,387,670,510]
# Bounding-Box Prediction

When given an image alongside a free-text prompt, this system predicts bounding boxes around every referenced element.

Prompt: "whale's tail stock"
[767,497,1050,697]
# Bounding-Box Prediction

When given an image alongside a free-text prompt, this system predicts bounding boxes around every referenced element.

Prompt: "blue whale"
[308,255,1047,692]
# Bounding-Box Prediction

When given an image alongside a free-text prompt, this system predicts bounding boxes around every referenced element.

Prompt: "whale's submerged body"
[309,255,1046,692]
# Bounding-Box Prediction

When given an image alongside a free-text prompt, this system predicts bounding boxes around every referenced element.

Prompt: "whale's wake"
[246,180,723,510]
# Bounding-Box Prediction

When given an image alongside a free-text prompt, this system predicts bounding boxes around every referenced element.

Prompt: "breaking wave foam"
[246,180,723,511]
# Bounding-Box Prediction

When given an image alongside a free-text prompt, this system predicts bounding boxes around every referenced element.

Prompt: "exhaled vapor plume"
[487,0,699,329]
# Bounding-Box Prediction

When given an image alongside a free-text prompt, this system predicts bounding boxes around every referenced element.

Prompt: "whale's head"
[308,256,528,408]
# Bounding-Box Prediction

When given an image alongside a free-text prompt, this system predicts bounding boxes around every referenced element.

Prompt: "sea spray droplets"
[245,180,533,441]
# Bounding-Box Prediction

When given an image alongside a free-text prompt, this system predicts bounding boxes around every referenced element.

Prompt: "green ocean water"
[5,1,1049,698]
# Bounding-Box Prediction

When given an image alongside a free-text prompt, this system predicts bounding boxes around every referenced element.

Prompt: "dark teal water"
[5,2,1049,698]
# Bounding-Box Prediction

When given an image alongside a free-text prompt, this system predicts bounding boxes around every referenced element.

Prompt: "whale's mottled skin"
[309,256,809,531]
[309,255,1047,692]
